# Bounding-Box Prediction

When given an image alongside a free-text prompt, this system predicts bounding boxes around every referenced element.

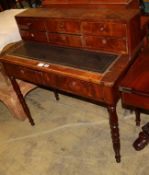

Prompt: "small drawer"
[4,63,44,85]
[16,17,45,31]
[84,36,127,54]
[53,75,96,98]
[48,33,82,48]
[46,20,81,34]
[44,72,93,97]
[82,22,126,37]
[20,31,48,43]
[43,73,93,98]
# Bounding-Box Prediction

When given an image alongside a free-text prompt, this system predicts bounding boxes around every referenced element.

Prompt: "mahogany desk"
[0,41,132,163]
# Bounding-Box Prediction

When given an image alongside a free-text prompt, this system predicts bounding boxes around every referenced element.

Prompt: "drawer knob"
[27,22,32,27]
[27,22,32,26]
[100,27,105,31]
[31,33,34,37]
[71,81,77,87]
[62,36,66,41]
[102,39,107,44]
[59,22,65,30]
[20,70,25,74]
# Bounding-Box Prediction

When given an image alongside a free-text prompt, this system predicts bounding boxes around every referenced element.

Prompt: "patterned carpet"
[0,88,148,175]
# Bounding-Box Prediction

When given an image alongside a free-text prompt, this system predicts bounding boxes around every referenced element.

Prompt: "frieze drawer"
[4,63,44,85]
[45,74,103,100]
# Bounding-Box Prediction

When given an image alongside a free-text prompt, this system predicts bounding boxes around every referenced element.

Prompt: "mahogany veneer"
[15,8,142,57]
[42,0,139,9]
[0,41,132,163]
[0,5,145,163]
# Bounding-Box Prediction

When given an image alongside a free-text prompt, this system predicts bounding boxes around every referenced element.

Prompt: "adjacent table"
[120,47,149,126]
[120,47,149,151]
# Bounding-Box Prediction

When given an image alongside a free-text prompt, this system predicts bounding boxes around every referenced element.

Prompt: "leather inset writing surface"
[8,41,118,73]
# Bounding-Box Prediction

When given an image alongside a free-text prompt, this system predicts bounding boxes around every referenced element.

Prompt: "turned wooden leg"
[135,109,141,126]
[9,76,35,126]
[54,90,60,101]
[133,122,149,151]
[107,105,121,163]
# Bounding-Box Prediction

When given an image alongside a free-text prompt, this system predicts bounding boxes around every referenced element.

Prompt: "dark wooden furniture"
[133,122,149,151]
[0,3,145,163]
[120,47,149,126]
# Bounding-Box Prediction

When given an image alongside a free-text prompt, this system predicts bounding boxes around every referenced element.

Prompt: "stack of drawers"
[15,8,142,56]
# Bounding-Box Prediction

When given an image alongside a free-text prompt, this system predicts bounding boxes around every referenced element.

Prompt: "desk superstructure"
[15,7,142,57]
[42,0,140,9]
[0,0,146,163]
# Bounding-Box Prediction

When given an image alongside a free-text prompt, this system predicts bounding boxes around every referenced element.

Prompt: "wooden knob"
[71,81,77,87]
[27,23,32,28]
[62,35,66,41]
[59,22,65,30]
[102,39,107,44]
[31,33,34,37]
[20,69,24,74]
[100,27,105,31]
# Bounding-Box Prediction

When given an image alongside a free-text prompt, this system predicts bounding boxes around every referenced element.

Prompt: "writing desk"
[0,41,131,163]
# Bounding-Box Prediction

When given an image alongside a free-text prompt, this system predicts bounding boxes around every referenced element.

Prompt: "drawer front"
[48,33,82,47]
[57,76,93,97]
[4,63,103,101]
[44,73,103,100]
[4,64,44,85]
[16,18,45,31]
[84,36,127,53]
[46,20,81,34]
[82,22,126,37]
[20,31,48,43]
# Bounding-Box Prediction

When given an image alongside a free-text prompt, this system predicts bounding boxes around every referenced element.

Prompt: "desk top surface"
[1,41,130,85]
[16,7,139,22]
[8,41,117,74]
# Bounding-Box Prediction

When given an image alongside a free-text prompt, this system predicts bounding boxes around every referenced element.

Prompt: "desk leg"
[9,76,35,126]
[54,90,60,101]
[107,105,121,163]
[135,109,141,126]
